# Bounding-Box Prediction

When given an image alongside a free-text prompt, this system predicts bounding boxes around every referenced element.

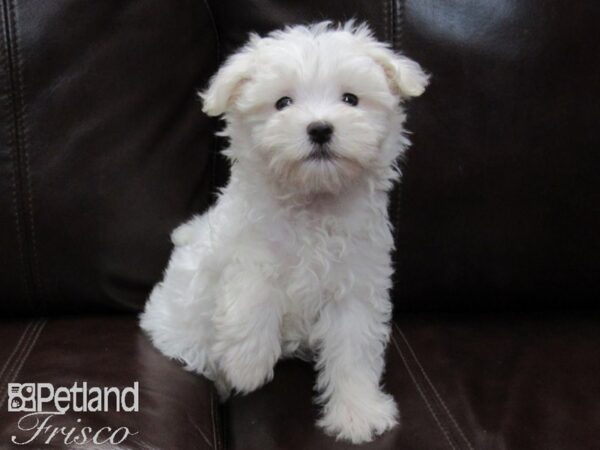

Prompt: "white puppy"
[141,21,428,444]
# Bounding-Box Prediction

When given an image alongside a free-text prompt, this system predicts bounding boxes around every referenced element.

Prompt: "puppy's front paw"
[222,356,275,394]
[217,343,278,394]
[317,391,399,444]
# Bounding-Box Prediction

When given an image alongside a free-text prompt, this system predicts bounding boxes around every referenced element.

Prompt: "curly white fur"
[140,21,428,444]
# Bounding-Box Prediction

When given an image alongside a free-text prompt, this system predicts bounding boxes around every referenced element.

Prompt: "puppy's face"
[201,22,428,195]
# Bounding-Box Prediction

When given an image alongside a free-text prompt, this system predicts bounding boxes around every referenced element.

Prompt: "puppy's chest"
[265,216,357,297]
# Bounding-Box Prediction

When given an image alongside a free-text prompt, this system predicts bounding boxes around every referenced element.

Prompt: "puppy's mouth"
[306,144,336,161]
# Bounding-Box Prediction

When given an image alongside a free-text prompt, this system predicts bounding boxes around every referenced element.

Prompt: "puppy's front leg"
[212,261,283,395]
[314,295,398,444]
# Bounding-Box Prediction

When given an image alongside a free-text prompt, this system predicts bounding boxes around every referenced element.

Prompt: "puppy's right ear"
[199,38,257,116]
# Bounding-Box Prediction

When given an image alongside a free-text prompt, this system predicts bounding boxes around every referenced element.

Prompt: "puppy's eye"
[275,96,293,110]
[342,93,359,106]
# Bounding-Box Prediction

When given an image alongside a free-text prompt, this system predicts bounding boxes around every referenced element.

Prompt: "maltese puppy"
[141,21,428,444]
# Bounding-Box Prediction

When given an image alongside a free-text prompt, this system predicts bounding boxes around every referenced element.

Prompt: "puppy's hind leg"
[212,258,284,394]
[140,243,217,379]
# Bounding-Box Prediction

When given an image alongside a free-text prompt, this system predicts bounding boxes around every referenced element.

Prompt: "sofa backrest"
[1,0,598,316]
[394,1,600,310]
[0,1,218,315]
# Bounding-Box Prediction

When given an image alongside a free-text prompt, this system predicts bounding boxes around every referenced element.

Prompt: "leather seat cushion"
[226,312,600,450]
[0,316,222,449]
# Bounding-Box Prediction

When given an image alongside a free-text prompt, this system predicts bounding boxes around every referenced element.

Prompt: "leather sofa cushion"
[2,313,598,449]
[0,316,222,449]
[226,313,600,450]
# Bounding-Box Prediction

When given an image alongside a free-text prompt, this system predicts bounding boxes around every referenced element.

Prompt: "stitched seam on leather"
[0,320,44,395]
[201,0,223,200]
[202,0,221,65]
[188,410,213,448]
[0,0,30,304]
[9,0,44,307]
[393,0,405,288]
[0,319,46,410]
[394,0,405,50]
[382,0,389,43]
[0,321,34,385]
[221,396,229,450]
[391,331,458,450]
[395,323,475,450]
[390,0,394,44]
[389,0,405,301]
[210,386,222,450]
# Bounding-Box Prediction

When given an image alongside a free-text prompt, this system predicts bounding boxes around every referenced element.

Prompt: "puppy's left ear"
[370,46,430,98]
[199,37,257,116]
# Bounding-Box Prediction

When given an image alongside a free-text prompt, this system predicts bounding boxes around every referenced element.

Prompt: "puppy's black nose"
[307,121,334,144]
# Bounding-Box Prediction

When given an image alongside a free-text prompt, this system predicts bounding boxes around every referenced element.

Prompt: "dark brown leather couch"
[1,1,599,449]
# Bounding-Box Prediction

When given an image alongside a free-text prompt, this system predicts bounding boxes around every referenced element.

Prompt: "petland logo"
[7,382,139,446]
